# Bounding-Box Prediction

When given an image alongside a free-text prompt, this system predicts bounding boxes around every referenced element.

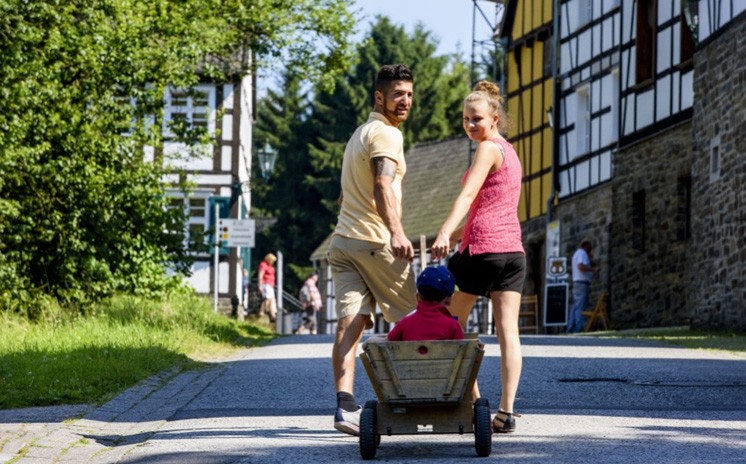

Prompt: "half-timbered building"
[502,0,744,330]
[156,74,255,309]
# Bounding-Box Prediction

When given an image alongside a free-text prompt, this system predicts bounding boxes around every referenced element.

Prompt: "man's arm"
[371,156,414,260]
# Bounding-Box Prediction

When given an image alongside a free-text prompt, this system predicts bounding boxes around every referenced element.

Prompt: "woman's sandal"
[493,410,521,433]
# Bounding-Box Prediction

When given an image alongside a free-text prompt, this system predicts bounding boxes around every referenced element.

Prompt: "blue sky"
[258,1,499,93]
[353,0,478,57]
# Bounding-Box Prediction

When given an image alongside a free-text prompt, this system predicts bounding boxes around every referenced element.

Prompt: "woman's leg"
[491,290,523,413]
[449,291,479,330]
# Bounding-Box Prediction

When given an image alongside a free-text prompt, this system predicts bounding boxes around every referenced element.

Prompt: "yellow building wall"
[506,0,554,223]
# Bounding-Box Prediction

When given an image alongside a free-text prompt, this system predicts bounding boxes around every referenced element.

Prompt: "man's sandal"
[493,410,521,433]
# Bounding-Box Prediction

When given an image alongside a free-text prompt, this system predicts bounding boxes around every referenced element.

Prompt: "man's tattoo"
[373,157,397,178]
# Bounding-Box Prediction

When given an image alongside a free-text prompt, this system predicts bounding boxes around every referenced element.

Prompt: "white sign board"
[546,256,568,280]
[217,219,255,248]
[547,219,560,257]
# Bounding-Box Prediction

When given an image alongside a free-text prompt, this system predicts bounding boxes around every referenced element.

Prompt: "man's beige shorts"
[328,235,416,327]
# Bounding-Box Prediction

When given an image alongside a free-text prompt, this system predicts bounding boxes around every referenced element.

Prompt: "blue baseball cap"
[417,265,456,301]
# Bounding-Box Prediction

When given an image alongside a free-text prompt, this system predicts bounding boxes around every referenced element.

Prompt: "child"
[387,265,464,341]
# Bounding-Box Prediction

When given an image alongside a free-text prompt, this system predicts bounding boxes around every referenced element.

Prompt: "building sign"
[217,219,255,248]
[545,252,569,326]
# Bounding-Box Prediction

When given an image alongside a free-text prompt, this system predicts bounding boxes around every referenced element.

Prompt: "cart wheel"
[473,397,492,457]
[362,400,381,448]
[360,401,379,460]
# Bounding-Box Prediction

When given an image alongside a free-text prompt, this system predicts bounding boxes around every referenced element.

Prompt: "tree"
[0,0,357,315]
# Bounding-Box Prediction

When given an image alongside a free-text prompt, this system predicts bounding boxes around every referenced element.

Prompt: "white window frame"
[163,85,216,138]
[166,189,213,256]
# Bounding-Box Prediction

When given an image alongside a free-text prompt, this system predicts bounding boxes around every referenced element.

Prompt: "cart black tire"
[363,401,381,448]
[473,397,492,457]
[360,401,378,459]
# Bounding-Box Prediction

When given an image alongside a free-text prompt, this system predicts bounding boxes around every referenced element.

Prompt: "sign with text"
[217,219,255,248]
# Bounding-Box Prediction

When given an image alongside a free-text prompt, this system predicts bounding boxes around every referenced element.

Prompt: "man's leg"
[331,313,368,435]
[568,284,588,333]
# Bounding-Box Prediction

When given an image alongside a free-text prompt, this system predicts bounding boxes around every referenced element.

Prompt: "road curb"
[3,364,226,463]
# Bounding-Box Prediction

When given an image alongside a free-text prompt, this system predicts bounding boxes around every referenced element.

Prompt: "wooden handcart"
[358,335,492,459]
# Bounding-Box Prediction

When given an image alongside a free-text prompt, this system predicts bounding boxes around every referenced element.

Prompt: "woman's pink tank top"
[459,137,524,255]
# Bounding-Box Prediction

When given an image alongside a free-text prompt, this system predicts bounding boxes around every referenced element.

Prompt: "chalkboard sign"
[544,283,568,326]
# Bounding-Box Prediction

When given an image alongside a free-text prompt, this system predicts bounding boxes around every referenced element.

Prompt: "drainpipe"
[546,0,561,222]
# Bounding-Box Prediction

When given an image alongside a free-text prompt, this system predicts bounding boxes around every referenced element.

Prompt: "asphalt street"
[1,334,745,463]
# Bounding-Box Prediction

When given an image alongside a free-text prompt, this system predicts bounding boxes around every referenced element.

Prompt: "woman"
[258,253,278,322]
[431,81,525,434]
[297,272,322,334]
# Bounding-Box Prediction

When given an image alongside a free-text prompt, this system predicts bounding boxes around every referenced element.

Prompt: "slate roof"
[310,136,472,261]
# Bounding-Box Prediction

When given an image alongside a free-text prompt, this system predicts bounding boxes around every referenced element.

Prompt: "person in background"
[241,267,250,316]
[567,238,600,333]
[387,265,464,342]
[328,64,417,436]
[431,80,525,434]
[258,253,277,323]
[297,272,322,335]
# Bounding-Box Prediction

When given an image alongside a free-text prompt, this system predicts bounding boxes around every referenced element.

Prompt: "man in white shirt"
[567,238,599,333]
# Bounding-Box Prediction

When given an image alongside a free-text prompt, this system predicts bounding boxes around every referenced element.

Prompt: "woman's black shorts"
[447,248,526,296]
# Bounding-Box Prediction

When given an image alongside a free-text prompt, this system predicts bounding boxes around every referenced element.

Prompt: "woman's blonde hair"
[264,253,277,264]
[465,80,511,134]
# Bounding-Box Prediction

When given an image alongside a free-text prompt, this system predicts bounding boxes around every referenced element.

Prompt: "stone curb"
[2,364,225,463]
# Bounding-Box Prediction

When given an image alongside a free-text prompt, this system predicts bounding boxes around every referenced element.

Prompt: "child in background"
[387,265,464,341]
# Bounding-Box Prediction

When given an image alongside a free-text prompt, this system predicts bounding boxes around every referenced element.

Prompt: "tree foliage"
[0,0,356,315]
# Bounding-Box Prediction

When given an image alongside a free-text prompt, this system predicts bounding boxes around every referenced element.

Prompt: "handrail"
[281,289,304,312]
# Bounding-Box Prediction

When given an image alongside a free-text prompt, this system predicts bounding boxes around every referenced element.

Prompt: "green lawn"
[0,292,275,409]
[591,326,746,356]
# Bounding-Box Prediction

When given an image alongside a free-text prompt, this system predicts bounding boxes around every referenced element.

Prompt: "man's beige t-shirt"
[334,112,406,244]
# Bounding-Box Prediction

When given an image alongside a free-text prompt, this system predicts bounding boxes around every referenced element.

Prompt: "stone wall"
[610,123,693,328]
[554,184,613,320]
[689,15,746,330]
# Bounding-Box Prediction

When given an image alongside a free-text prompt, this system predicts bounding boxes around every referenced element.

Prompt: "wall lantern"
[257,142,277,181]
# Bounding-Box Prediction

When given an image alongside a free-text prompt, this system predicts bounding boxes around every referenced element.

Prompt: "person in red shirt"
[258,253,277,322]
[387,265,464,341]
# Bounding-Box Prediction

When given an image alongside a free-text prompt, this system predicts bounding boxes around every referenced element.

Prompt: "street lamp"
[682,0,699,45]
[257,142,277,181]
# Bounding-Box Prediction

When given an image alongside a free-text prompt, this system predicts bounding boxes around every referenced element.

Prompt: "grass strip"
[0,292,274,409]
[599,326,746,356]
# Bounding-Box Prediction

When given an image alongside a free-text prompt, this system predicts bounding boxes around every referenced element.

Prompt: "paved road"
[2,334,745,463]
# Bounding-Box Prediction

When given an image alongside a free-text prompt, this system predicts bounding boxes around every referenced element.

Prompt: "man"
[567,238,600,333]
[328,64,417,436]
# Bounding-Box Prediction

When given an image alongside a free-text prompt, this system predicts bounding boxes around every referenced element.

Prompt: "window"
[167,192,212,254]
[632,189,646,252]
[636,0,657,85]
[164,87,214,137]
[710,135,721,183]
[576,85,591,155]
[578,0,593,26]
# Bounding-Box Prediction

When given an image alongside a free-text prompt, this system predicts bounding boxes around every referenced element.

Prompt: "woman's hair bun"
[473,80,501,99]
